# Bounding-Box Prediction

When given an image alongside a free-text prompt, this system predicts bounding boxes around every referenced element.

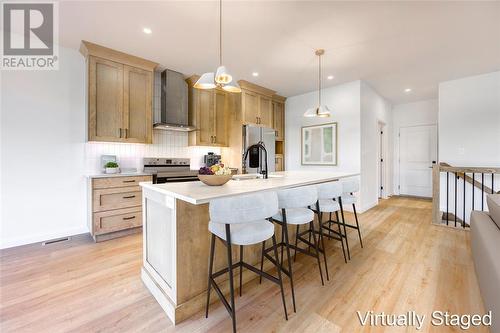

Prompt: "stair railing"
[432,163,500,228]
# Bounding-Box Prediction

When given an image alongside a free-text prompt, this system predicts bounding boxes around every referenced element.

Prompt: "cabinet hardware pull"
[123,180,136,183]
[123,195,136,199]
[214,135,216,143]
[123,216,136,220]
[125,128,128,139]
[119,128,122,138]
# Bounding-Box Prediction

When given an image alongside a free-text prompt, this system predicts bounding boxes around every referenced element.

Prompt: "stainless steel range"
[143,158,198,184]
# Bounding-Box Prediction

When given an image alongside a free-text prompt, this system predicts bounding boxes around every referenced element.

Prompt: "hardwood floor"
[0,197,487,332]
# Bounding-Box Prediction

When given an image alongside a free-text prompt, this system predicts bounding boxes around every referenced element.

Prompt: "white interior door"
[399,125,437,197]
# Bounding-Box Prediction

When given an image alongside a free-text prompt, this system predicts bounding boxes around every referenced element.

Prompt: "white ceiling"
[59,1,500,104]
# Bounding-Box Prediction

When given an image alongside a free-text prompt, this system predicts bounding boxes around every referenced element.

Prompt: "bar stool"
[205,191,288,333]
[338,179,363,259]
[314,181,348,263]
[261,185,326,313]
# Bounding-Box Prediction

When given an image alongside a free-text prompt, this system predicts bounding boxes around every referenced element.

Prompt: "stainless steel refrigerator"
[242,125,276,174]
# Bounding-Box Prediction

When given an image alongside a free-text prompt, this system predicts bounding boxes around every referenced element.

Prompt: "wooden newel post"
[432,164,440,224]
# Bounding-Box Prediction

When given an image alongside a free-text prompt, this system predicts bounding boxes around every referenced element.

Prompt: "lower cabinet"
[275,154,284,171]
[89,175,152,241]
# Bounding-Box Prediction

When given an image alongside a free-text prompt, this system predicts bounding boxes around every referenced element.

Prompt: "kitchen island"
[140,170,358,324]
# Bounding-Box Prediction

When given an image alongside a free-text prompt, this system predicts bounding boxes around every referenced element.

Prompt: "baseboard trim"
[1,226,90,249]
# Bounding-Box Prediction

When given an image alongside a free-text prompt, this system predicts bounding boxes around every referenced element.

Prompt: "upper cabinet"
[186,76,228,147]
[80,41,157,143]
[239,81,275,127]
[272,95,286,141]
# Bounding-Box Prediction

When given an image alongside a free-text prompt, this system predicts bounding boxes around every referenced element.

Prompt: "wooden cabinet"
[275,154,284,171]
[241,88,274,127]
[81,41,157,144]
[187,76,228,147]
[259,96,273,127]
[273,100,284,140]
[123,65,152,143]
[88,57,124,141]
[88,174,152,241]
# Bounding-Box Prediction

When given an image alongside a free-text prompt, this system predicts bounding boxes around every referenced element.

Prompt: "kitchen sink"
[232,173,284,181]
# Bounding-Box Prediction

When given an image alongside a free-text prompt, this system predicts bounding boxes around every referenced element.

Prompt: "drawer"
[93,186,142,212]
[93,207,142,235]
[92,175,152,189]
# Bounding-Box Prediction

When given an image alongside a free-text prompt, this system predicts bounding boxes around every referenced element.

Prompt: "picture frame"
[301,122,338,165]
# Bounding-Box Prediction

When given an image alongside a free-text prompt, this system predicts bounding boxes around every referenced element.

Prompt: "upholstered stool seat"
[318,199,340,212]
[340,194,356,205]
[208,220,274,246]
[272,208,314,225]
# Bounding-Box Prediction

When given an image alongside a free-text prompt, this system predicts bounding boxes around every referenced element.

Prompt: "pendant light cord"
[219,0,222,66]
[318,52,321,107]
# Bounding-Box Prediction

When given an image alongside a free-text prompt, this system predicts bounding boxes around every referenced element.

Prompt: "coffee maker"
[204,152,221,167]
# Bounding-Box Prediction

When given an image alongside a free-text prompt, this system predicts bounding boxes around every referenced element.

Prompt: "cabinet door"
[197,89,215,145]
[242,90,259,125]
[275,155,284,171]
[273,101,284,140]
[88,56,123,141]
[123,65,152,143]
[214,90,227,146]
[259,96,273,127]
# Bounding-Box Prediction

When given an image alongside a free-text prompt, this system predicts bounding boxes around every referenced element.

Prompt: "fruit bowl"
[198,174,232,186]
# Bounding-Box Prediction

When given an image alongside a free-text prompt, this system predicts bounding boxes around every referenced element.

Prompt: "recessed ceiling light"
[252,72,259,77]
[404,88,412,93]
[327,75,334,80]
[143,27,152,34]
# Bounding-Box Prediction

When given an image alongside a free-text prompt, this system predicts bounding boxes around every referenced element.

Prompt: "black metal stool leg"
[239,245,243,296]
[328,212,332,238]
[259,240,265,284]
[352,203,363,248]
[309,220,324,285]
[271,234,288,320]
[225,225,237,333]
[293,224,299,262]
[205,234,216,318]
[282,210,297,313]
[335,211,347,263]
[339,197,351,260]
[315,201,329,281]
[280,223,285,265]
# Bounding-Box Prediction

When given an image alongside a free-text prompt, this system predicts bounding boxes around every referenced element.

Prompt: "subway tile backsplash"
[85,71,220,175]
[85,131,220,174]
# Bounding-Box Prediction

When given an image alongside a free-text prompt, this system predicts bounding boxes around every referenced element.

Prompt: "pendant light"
[304,49,331,117]
[194,0,241,93]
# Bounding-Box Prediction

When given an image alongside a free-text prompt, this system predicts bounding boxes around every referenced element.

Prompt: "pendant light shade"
[221,80,241,93]
[304,49,331,117]
[194,0,240,93]
[193,72,216,89]
[215,66,232,84]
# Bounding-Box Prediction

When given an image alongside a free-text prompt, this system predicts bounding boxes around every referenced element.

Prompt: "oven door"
[154,175,199,184]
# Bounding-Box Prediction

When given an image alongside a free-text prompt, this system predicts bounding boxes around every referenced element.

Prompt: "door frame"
[377,121,389,200]
[396,124,438,196]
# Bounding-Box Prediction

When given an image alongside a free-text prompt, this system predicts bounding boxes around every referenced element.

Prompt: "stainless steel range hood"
[154,69,196,131]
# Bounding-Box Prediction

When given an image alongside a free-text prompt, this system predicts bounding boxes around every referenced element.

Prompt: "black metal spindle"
[446,172,449,225]
[454,173,457,227]
[463,173,466,228]
[492,173,495,194]
[472,172,475,211]
[482,173,484,210]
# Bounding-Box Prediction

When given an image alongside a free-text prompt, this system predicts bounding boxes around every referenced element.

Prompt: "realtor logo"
[1,2,59,70]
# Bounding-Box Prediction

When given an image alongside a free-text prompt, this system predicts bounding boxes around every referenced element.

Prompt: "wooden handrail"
[440,162,499,194]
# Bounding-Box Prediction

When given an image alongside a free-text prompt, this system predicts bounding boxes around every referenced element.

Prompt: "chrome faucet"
[243,141,268,179]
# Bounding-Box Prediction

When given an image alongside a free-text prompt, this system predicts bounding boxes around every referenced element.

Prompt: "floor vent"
[42,237,71,246]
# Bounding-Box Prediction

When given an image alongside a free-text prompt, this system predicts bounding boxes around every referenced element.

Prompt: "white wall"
[392,99,438,194]
[360,82,392,211]
[285,81,361,175]
[0,46,218,249]
[1,47,88,248]
[439,71,500,166]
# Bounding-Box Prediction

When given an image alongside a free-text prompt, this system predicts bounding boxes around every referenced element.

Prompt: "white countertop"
[140,170,359,205]
[87,171,152,179]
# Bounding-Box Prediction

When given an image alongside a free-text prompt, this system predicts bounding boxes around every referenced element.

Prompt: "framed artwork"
[301,122,338,165]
